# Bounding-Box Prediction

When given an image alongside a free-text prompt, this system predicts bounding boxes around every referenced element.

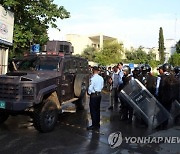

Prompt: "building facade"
[164,39,176,62]
[65,34,117,55]
[0,5,14,74]
[143,47,160,61]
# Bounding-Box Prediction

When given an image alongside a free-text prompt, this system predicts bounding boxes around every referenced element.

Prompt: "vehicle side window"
[60,45,69,53]
[69,59,77,73]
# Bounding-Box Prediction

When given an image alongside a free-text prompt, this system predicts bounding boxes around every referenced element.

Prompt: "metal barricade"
[119,79,171,128]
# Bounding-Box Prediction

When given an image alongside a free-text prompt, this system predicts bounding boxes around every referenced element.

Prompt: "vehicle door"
[60,58,75,102]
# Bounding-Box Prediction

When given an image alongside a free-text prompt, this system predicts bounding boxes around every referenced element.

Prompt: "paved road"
[0,93,179,154]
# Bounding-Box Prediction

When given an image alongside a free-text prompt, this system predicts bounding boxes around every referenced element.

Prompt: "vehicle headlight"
[23,87,34,95]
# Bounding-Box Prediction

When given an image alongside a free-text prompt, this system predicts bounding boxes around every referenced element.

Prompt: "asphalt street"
[0,93,179,154]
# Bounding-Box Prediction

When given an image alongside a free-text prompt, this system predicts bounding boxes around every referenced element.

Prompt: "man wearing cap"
[87,66,104,130]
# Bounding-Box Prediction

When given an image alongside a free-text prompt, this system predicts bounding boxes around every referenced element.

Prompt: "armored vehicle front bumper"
[0,82,34,111]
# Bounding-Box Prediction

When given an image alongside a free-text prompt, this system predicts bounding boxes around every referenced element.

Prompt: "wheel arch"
[36,85,61,110]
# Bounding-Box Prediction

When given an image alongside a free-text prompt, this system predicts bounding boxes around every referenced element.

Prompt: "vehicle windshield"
[18,56,38,71]
[37,56,61,71]
[18,56,61,71]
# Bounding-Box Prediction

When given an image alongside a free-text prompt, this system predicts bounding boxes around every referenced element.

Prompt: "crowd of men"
[88,63,180,130]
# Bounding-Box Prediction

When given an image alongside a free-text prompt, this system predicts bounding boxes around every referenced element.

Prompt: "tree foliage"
[125,46,157,67]
[94,40,124,65]
[176,40,180,54]
[126,46,147,63]
[168,40,180,66]
[158,27,165,63]
[0,0,70,56]
[168,52,180,66]
[81,46,97,61]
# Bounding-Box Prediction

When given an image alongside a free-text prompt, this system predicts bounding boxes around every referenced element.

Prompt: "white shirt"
[111,72,119,88]
[118,69,124,85]
[88,74,104,94]
[155,76,161,96]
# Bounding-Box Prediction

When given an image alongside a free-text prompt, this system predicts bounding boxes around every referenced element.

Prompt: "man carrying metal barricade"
[132,66,143,83]
[141,64,157,96]
[119,79,170,129]
[119,65,134,124]
[119,63,180,129]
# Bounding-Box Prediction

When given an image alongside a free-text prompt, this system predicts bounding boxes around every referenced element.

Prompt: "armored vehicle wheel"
[74,74,88,98]
[33,99,58,133]
[0,111,9,124]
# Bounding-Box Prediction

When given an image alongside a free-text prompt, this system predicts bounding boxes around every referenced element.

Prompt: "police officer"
[156,63,179,128]
[141,64,157,96]
[174,66,180,101]
[87,66,104,130]
[119,65,133,123]
[132,66,143,83]
[157,63,178,111]
[173,66,180,125]
[174,66,180,79]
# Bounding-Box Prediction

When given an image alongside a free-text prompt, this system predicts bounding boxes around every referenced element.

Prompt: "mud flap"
[119,79,170,129]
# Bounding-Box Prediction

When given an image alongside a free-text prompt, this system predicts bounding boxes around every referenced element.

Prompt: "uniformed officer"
[157,63,178,111]
[132,66,143,83]
[119,65,133,123]
[174,66,180,79]
[173,66,180,125]
[156,63,179,128]
[87,66,104,130]
[141,64,157,96]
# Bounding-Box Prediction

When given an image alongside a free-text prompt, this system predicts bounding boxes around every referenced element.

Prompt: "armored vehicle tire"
[33,99,58,133]
[74,74,88,98]
[0,111,9,124]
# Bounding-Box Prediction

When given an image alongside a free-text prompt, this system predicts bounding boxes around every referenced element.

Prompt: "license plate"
[0,101,5,109]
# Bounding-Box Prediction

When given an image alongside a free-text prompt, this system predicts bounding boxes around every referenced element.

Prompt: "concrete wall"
[65,34,92,55]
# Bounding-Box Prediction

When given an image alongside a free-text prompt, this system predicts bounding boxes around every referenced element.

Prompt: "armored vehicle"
[0,41,89,132]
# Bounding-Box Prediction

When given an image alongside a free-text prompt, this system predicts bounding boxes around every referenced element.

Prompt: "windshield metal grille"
[0,83,19,100]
